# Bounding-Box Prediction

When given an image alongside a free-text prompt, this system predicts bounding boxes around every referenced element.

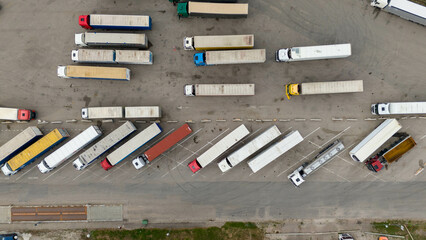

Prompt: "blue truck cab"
[193,53,207,66]
[0,233,18,240]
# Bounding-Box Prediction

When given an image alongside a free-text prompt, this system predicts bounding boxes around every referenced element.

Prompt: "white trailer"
[75,32,148,48]
[285,80,363,99]
[0,127,43,166]
[72,49,153,65]
[188,124,250,173]
[194,49,266,66]
[72,121,136,170]
[218,126,281,172]
[184,84,255,97]
[371,0,426,26]
[349,119,402,162]
[371,102,426,115]
[248,131,304,173]
[57,65,131,81]
[288,140,345,187]
[81,107,123,119]
[115,50,153,64]
[79,14,152,30]
[101,123,162,170]
[184,34,254,51]
[37,126,102,173]
[125,106,161,119]
[276,43,351,62]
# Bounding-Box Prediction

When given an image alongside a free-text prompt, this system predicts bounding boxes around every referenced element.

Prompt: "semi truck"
[0,107,36,121]
[218,125,282,172]
[81,107,123,119]
[75,32,148,48]
[1,129,69,176]
[57,66,131,81]
[349,119,402,162]
[0,127,43,166]
[371,102,426,115]
[101,123,162,170]
[276,43,351,62]
[72,121,136,170]
[184,34,254,51]
[132,124,192,169]
[365,134,416,172]
[37,126,102,173]
[194,49,266,66]
[188,124,250,173]
[124,106,161,119]
[72,49,153,65]
[371,0,426,26]
[285,80,364,99]
[184,84,255,97]
[79,14,152,30]
[177,1,249,18]
[288,140,345,187]
[247,130,304,173]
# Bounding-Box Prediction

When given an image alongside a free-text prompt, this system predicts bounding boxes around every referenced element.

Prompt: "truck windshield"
[288,50,292,59]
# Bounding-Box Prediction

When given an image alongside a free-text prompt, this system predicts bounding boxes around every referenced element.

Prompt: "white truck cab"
[81,108,89,119]
[183,37,194,50]
[276,48,290,62]
[57,66,67,78]
[132,156,147,170]
[184,85,195,96]
[74,33,86,46]
[371,0,388,8]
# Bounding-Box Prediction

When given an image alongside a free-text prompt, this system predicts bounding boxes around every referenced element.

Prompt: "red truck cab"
[79,15,92,29]
[100,158,113,170]
[365,155,384,172]
[188,159,201,173]
[18,109,36,121]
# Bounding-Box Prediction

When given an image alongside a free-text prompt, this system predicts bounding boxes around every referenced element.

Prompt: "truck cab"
[37,159,51,174]
[1,164,16,176]
[81,108,89,119]
[275,48,290,62]
[193,53,206,66]
[184,85,196,96]
[100,158,113,170]
[188,159,201,173]
[74,33,86,46]
[371,0,388,8]
[371,103,390,115]
[285,84,300,99]
[18,109,36,121]
[73,159,85,170]
[0,233,18,240]
[365,155,384,172]
[57,66,67,78]
[132,156,147,170]
[78,15,92,29]
[177,2,189,17]
[184,37,194,50]
[288,167,305,187]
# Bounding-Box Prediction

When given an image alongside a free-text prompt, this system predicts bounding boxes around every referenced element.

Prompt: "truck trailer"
[37,126,102,173]
[285,80,363,99]
[247,130,304,173]
[0,107,36,121]
[371,102,426,115]
[0,127,43,166]
[72,121,136,170]
[371,0,426,26]
[349,119,402,162]
[81,107,123,119]
[75,32,148,48]
[218,125,282,173]
[79,14,152,30]
[1,129,69,176]
[188,124,250,173]
[132,124,192,169]
[124,106,161,119]
[177,1,248,18]
[194,49,266,66]
[101,123,162,170]
[365,134,416,172]
[184,34,254,51]
[184,84,255,97]
[276,43,351,62]
[57,66,130,81]
[72,49,153,65]
[288,140,345,187]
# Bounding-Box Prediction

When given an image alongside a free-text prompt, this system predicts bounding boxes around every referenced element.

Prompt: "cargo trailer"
[57,66,130,81]
[79,14,152,30]
[184,84,255,97]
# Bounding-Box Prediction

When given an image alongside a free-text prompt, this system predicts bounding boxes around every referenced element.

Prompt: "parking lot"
[0,0,425,225]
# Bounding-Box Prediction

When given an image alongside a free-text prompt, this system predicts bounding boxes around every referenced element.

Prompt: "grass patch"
[88,222,263,240]
[372,220,426,240]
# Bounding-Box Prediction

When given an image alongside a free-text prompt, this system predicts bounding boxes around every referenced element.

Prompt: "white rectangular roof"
[389,0,426,18]
[87,107,123,119]
[0,107,19,120]
[90,14,151,27]
[195,84,255,96]
[74,49,114,62]
[125,106,161,118]
[301,80,363,95]
[188,2,248,15]
[0,127,43,162]
[290,43,351,60]
[390,102,426,114]
[83,32,147,45]
[206,49,266,65]
[194,35,254,49]
[115,50,152,64]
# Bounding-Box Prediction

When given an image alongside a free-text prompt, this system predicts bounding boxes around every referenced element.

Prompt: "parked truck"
[194,49,266,66]
[81,107,123,119]
[177,1,248,18]
[184,34,254,51]
[72,49,153,65]
[371,102,426,115]
[288,140,345,187]
[57,66,131,81]
[75,32,148,48]
[37,126,102,173]
[365,134,416,172]
[101,123,162,170]
[218,125,282,173]
[285,80,363,99]
[132,124,192,169]
[248,130,304,173]
[349,119,402,162]
[184,84,255,97]
[371,0,426,26]
[79,14,152,30]
[1,129,69,176]
[124,106,161,119]
[276,43,351,62]
[0,127,43,166]
[73,121,136,170]
[0,107,36,121]
[188,124,250,173]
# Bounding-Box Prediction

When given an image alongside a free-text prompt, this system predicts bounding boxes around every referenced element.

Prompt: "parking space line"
[42,159,74,182]
[14,165,38,181]
[303,127,321,139]
[320,126,351,147]
[322,166,351,182]
[308,140,322,148]
[277,150,316,177]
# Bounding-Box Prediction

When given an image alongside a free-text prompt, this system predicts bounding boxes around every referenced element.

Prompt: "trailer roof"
[84,32,147,45]
[195,84,255,96]
[87,107,123,119]
[206,49,266,65]
[66,66,129,80]
[301,80,363,95]
[115,50,152,64]
[290,43,351,59]
[194,35,254,49]
[0,127,43,163]
[75,49,114,62]
[389,102,426,114]
[0,107,19,120]
[389,0,426,19]
[188,2,248,15]
[90,14,151,27]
